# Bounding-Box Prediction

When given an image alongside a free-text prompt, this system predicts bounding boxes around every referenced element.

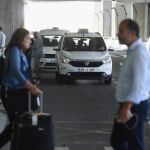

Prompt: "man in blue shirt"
[110,19,150,150]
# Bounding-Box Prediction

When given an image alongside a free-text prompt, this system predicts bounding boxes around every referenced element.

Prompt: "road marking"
[54,121,113,124]
[0,105,4,110]
[0,112,7,133]
[104,147,113,150]
[55,127,111,136]
[57,141,108,144]
[55,147,69,150]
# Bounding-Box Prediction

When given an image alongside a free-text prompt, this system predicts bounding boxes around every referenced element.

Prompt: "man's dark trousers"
[110,100,149,150]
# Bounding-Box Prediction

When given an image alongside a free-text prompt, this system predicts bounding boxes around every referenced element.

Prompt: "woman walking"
[0,28,42,148]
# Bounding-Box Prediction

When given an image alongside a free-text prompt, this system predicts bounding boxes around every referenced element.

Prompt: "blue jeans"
[110,100,149,150]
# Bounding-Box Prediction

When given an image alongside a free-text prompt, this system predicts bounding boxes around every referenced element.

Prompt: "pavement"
[0,50,150,150]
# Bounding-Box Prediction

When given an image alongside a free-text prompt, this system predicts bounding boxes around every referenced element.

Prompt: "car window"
[42,35,61,47]
[62,37,106,51]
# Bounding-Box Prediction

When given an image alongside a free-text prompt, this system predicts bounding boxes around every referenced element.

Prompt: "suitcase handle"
[28,92,43,113]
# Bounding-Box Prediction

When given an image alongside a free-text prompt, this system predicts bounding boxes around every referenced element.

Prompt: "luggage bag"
[10,93,54,150]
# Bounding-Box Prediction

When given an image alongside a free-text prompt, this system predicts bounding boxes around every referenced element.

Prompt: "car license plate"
[47,59,56,63]
[78,68,95,72]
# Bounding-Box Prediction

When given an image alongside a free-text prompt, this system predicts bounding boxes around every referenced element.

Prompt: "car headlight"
[102,55,111,64]
[60,55,70,64]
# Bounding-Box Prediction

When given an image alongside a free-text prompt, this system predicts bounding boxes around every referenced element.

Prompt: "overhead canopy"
[29,0,102,1]
[117,0,150,2]
[28,0,150,2]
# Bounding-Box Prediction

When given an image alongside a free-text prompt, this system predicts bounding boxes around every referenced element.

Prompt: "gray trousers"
[31,57,41,78]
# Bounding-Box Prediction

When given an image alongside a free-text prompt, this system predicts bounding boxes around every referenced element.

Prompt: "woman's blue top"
[2,46,30,89]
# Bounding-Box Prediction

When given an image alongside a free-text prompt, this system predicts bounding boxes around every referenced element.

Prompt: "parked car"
[40,27,69,69]
[55,29,112,84]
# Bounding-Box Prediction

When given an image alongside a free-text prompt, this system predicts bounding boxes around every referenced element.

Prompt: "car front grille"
[69,60,103,67]
[45,63,56,67]
[44,54,55,58]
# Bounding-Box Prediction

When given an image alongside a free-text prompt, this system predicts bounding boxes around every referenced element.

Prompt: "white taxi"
[40,27,69,69]
[55,29,112,84]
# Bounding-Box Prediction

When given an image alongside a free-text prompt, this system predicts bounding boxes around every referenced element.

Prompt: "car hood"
[61,50,109,60]
[43,47,56,54]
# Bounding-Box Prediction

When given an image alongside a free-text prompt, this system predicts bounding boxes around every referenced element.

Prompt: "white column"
[126,3,134,19]
[144,4,148,38]
[103,0,112,37]
[111,1,117,38]
[93,0,104,35]
[99,0,104,36]
[0,0,24,43]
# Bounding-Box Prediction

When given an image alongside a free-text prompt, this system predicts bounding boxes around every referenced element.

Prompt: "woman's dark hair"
[6,28,30,51]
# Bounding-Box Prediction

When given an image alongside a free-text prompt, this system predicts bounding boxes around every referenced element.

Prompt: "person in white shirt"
[31,32,43,83]
[0,26,6,55]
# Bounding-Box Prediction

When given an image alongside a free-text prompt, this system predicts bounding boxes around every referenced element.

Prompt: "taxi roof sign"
[78,29,89,34]
[52,27,59,30]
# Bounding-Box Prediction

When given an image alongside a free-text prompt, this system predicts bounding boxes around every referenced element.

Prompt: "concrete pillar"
[103,0,112,37]
[144,4,148,38]
[111,1,117,38]
[94,0,104,35]
[99,0,104,36]
[134,3,145,38]
[126,3,134,19]
[0,0,24,43]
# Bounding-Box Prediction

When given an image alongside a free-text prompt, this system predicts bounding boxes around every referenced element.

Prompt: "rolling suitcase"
[10,93,54,150]
[0,56,5,99]
[0,56,5,84]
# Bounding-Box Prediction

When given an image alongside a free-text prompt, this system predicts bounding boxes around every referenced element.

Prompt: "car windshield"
[63,37,106,51]
[42,35,61,47]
